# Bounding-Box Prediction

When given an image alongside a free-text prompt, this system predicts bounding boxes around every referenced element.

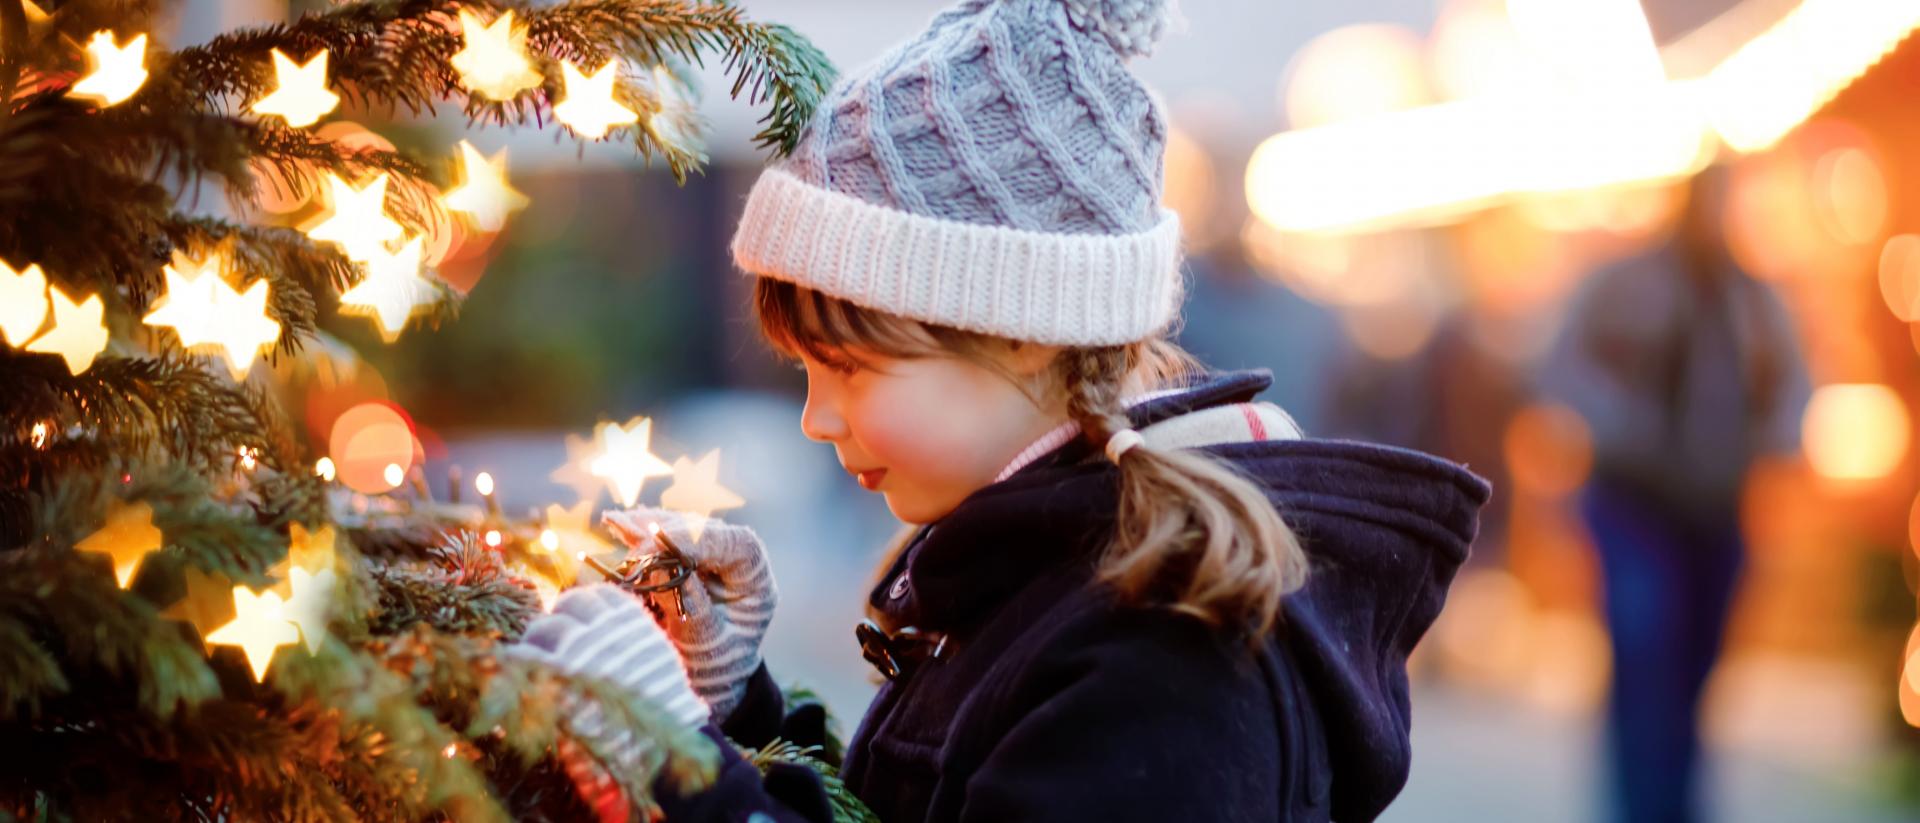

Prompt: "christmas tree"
[0,1,843,819]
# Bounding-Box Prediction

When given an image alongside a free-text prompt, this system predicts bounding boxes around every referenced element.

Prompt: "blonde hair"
[753,277,1308,643]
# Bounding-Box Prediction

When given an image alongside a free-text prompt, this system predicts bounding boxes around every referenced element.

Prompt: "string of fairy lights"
[6,8,742,683]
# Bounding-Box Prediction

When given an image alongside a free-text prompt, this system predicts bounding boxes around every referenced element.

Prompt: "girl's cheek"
[848,384,939,468]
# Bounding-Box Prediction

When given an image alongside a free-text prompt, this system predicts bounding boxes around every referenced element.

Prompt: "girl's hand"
[504,583,708,823]
[602,506,777,723]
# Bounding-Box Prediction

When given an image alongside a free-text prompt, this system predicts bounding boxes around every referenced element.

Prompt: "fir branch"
[0,353,293,484]
[158,0,832,164]
[0,548,220,722]
[0,613,67,721]
[560,667,719,815]
[271,635,515,823]
[715,19,833,157]
[27,459,286,587]
[168,216,358,298]
[364,533,540,637]
[105,699,357,822]
[347,521,460,561]
[743,739,879,823]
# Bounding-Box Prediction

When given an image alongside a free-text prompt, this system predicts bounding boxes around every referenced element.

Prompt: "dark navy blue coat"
[656,369,1491,822]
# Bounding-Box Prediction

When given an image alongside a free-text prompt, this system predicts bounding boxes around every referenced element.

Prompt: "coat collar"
[867,369,1277,632]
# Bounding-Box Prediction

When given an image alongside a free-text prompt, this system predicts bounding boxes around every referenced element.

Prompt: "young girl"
[508,0,1491,820]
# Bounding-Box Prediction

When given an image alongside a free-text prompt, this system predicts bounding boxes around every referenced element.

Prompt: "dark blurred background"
[172,1,1920,820]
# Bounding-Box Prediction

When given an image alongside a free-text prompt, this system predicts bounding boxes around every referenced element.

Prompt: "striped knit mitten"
[602,507,777,724]
[506,583,709,823]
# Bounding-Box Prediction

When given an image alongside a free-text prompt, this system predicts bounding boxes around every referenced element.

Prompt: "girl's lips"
[857,468,887,491]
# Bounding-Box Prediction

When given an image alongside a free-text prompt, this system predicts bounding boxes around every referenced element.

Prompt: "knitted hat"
[731,0,1186,346]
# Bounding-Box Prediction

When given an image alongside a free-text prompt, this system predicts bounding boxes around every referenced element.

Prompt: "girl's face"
[797,343,1064,524]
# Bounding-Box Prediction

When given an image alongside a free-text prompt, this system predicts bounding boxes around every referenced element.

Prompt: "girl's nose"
[800,390,848,443]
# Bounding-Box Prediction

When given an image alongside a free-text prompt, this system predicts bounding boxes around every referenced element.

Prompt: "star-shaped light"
[283,566,336,654]
[644,63,707,162]
[143,251,282,379]
[76,500,163,588]
[338,235,432,341]
[250,48,339,128]
[588,417,674,508]
[286,522,338,575]
[554,59,637,139]
[206,278,280,379]
[70,31,148,107]
[544,500,611,556]
[550,433,604,504]
[443,140,528,232]
[660,449,744,542]
[450,8,542,101]
[0,259,48,346]
[206,586,300,682]
[304,172,405,262]
[162,566,236,643]
[142,250,225,348]
[26,285,107,375]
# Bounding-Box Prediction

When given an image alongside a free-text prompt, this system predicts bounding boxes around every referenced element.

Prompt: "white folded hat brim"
[731,166,1185,346]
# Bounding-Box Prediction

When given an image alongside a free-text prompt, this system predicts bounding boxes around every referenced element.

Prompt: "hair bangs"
[753,277,951,368]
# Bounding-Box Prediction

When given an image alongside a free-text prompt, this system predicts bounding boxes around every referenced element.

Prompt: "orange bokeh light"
[1901,621,1920,728]
[1909,492,1920,563]
[1724,120,1886,282]
[1801,384,1909,482]
[1878,235,1920,323]
[1503,402,1594,499]
[328,401,417,494]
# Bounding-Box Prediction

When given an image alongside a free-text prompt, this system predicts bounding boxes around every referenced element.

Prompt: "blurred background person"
[1539,163,1812,823]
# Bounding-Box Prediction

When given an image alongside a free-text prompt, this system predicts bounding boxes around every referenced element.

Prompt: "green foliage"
[366,532,542,637]
[744,739,878,823]
[0,0,835,818]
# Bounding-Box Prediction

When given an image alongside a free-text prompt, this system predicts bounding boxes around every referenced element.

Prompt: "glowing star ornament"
[551,433,605,504]
[443,140,528,231]
[162,566,237,643]
[70,31,148,106]
[588,417,673,508]
[0,259,48,346]
[204,278,280,379]
[544,501,611,556]
[143,251,282,379]
[283,566,336,654]
[304,172,404,262]
[286,522,338,574]
[206,586,299,682]
[554,60,637,139]
[250,49,339,128]
[450,8,542,101]
[26,285,107,375]
[142,250,224,348]
[76,500,163,588]
[338,236,432,341]
[660,449,744,542]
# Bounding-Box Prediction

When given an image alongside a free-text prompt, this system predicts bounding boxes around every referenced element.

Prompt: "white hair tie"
[1105,429,1145,463]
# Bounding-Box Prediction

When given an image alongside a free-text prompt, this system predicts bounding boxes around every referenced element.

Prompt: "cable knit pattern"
[730,0,1185,346]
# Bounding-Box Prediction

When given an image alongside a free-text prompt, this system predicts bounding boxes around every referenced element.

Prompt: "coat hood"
[870,368,1491,820]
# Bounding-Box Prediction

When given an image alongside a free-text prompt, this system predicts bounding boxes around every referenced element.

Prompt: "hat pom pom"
[1059,0,1177,59]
